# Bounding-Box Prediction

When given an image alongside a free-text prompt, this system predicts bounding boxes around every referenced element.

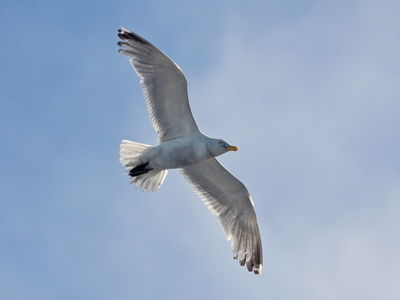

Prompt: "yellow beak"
[227,145,238,152]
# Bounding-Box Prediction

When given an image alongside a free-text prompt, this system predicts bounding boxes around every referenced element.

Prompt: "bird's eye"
[219,140,223,144]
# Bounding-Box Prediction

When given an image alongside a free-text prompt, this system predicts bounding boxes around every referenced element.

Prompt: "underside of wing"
[118,27,199,142]
[180,158,263,274]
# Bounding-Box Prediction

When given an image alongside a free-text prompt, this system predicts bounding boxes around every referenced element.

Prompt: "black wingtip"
[253,264,262,275]
[117,27,153,47]
[233,237,263,275]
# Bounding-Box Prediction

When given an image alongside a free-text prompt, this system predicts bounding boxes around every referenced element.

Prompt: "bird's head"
[210,139,238,157]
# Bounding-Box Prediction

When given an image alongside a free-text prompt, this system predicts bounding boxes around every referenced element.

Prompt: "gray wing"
[180,158,263,274]
[118,27,199,143]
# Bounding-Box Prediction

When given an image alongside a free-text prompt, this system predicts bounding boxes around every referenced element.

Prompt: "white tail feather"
[119,140,168,192]
[129,169,168,192]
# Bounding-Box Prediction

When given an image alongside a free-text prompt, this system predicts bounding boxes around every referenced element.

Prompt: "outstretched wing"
[180,158,263,274]
[118,27,199,142]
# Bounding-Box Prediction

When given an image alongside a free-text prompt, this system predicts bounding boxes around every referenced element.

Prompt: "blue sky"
[1,0,400,299]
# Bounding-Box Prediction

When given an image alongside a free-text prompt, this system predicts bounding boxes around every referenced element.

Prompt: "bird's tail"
[119,140,168,192]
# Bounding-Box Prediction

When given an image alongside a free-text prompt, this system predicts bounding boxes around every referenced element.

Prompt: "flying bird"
[117,27,263,274]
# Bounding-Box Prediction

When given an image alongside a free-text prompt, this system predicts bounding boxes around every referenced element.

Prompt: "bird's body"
[134,133,234,171]
[117,27,263,274]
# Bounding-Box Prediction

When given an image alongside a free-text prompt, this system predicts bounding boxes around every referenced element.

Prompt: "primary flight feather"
[117,27,263,274]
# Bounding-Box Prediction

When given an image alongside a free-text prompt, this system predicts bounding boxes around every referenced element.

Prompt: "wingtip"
[234,253,263,275]
[117,27,152,48]
[254,264,262,275]
[247,261,263,275]
[119,26,130,33]
[117,27,133,40]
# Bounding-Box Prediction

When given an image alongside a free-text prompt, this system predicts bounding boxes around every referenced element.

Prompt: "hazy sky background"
[1,0,399,299]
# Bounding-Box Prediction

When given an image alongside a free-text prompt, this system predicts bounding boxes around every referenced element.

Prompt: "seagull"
[117,27,263,274]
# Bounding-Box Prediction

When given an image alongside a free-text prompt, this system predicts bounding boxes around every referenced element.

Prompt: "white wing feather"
[180,158,263,274]
[118,27,199,142]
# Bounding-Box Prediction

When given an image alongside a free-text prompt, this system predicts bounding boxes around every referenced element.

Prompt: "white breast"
[148,133,213,170]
